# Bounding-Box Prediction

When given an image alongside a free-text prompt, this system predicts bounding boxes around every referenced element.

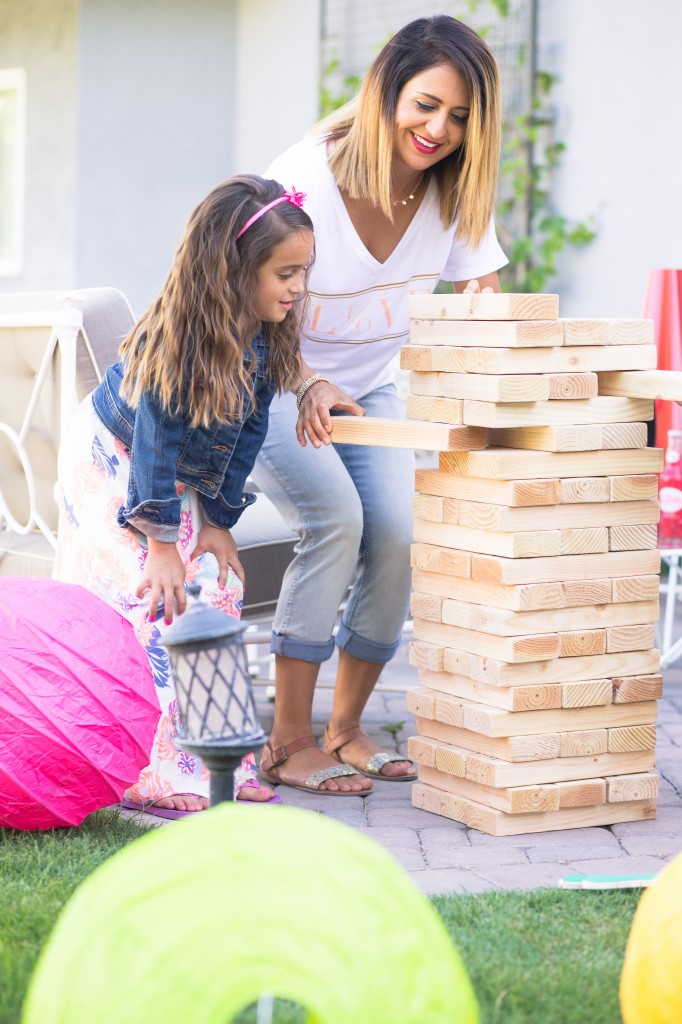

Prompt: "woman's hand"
[296,380,365,448]
[137,539,187,624]
[190,524,245,589]
[456,274,499,295]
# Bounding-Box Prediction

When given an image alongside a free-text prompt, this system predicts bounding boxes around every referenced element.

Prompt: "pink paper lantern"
[0,578,160,830]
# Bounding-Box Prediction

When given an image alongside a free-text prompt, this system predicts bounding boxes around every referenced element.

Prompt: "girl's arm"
[136,538,187,624]
[292,357,365,449]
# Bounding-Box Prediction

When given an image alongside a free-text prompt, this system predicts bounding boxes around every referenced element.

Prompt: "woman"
[253,15,508,795]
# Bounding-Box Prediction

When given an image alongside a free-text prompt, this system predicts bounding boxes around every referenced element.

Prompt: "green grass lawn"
[1,812,639,1024]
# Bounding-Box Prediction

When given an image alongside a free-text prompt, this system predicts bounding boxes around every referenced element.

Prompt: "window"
[0,68,26,276]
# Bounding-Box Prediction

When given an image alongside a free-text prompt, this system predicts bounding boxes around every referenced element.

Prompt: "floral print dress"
[54,395,244,803]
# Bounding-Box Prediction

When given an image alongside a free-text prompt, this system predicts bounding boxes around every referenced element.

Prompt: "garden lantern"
[160,583,266,805]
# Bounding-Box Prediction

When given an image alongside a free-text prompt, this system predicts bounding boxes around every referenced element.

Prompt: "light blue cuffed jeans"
[250,383,414,664]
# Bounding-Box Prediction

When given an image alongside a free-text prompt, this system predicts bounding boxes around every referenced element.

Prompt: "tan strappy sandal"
[324,724,416,781]
[260,735,369,796]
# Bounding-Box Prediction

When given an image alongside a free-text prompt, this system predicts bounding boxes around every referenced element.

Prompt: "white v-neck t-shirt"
[266,137,508,400]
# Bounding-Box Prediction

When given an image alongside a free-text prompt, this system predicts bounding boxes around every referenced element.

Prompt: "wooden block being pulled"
[440,447,663,480]
[329,416,485,450]
[409,292,560,322]
[562,319,654,346]
[471,548,661,585]
[598,369,682,401]
[415,469,560,506]
[406,395,463,423]
[489,423,648,452]
[463,397,654,429]
[442,647,660,686]
[400,343,658,373]
[412,783,656,835]
[441,598,660,636]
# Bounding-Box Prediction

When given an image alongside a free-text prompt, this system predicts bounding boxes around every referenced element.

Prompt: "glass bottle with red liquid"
[658,429,682,546]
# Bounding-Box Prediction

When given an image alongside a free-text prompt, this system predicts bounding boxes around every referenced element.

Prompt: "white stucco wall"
[538,0,682,317]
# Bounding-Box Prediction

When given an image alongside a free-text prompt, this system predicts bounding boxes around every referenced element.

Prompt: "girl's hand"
[296,381,365,448]
[137,540,187,624]
[190,524,245,589]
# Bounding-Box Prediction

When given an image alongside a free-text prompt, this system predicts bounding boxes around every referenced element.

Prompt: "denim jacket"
[92,333,274,542]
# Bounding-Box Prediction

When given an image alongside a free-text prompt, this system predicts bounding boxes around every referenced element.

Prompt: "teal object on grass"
[22,804,478,1023]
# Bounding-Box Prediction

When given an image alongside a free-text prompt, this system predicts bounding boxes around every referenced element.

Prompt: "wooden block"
[607,772,659,802]
[609,524,658,550]
[412,618,561,662]
[606,624,656,653]
[415,715,561,761]
[557,778,607,808]
[440,447,663,480]
[612,576,661,603]
[442,647,661,686]
[612,673,663,703]
[547,373,598,399]
[471,549,661,585]
[560,730,608,756]
[413,565,613,611]
[410,543,472,578]
[410,369,551,402]
[490,423,648,452]
[415,469,560,506]
[408,292,560,322]
[409,639,444,672]
[409,734,656,787]
[418,667,562,712]
[560,527,609,555]
[406,395,463,424]
[440,598,660,636]
[400,343,658,373]
[412,494,445,522]
[412,783,656,836]
[406,734,439,768]
[410,591,442,622]
[329,416,486,451]
[455,499,659,532]
[562,319,654,346]
[406,688,437,719]
[601,423,649,449]
[418,764,560,814]
[562,679,613,708]
[598,369,682,401]
[560,477,611,503]
[608,725,657,752]
[559,630,606,657]
[414,518,563,558]
[610,475,660,501]
[463,397,654,429]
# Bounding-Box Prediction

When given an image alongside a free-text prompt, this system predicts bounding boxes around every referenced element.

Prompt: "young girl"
[53,175,314,816]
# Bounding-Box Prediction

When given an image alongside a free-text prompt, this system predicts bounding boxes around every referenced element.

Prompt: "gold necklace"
[392,174,424,207]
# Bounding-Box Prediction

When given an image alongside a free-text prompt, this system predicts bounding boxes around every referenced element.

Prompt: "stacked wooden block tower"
[401,292,664,836]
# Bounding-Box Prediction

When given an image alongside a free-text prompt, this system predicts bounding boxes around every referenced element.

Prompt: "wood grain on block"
[409,318,564,347]
[462,397,654,429]
[608,725,657,753]
[471,549,661,585]
[412,565,614,612]
[489,423,648,453]
[409,639,444,672]
[611,576,661,603]
[412,493,445,522]
[609,524,658,550]
[442,648,660,686]
[416,469,560,506]
[560,477,611,503]
[412,783,656,836]
[556,778,608,808]
[418,667,562,712]
[609,475,660,501]
[440,447,663,480]
[606,772,659,803]
[409,591,443,622]
[455,499,659,532]
[560,527,609,555]
[418,764,561,814]
[410,543,472,578]
[412,618,561,662]
[413,517,564,558]
[440,598,660,637]
[408,292,560,323]
[612,673,663,703]
[414,715,561,762]
[548,373,599,399]
[329,415,486,451]
[410,369,552,402]
[409,735,655,788]
[559,730,608,756]
[598,369,682,401]
[558,630,606,657]
[562,319,654,346]
[406,687,437,719]
[562,679,613,708]
[606,624,656,653]
[406,395,464,424]
[400,343,658,374]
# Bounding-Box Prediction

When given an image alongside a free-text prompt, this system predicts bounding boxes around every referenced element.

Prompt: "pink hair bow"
[236,186,307,239]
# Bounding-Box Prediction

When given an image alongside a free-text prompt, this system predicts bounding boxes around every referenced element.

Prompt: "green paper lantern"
[620,851,682,1024]
[23,805,478,1023]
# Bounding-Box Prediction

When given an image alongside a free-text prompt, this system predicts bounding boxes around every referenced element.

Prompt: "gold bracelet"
[295,373,330,410]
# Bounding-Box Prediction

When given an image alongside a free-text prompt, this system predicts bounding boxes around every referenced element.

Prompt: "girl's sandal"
[324,724,416,781]
[260,736,369,796]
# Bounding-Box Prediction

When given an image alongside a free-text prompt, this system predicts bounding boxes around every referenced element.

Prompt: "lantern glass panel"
[169,638,261,743]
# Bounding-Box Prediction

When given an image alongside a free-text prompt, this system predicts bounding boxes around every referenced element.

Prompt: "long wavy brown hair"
[119,175,313,428]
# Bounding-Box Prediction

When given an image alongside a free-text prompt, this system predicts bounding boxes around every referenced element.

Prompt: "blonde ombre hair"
[119,176,313,429]
[320,15,500,248]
